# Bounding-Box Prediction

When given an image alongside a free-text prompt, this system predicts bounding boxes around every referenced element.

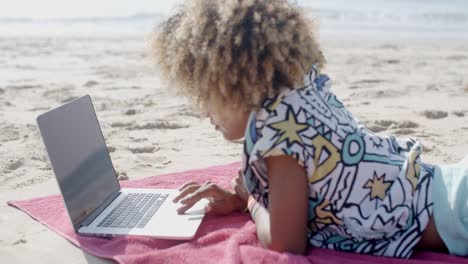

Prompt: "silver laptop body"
[36,95,206,239]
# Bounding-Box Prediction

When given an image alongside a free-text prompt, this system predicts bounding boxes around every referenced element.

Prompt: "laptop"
[36,95,207,239]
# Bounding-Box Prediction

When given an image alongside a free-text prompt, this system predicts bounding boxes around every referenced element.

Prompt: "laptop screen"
[37,95,120,230]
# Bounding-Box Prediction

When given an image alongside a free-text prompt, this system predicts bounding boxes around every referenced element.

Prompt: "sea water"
[0,0,467,40]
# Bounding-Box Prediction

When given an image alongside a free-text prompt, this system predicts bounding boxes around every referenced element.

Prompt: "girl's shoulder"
[259,67,331,107]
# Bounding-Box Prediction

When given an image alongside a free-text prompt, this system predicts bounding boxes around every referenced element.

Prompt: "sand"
[0,35,467,263]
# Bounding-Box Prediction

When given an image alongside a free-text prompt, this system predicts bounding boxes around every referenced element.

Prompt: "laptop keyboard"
[97,193,169,229]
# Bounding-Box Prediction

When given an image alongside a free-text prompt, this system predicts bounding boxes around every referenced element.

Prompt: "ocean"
[0,0,467,40]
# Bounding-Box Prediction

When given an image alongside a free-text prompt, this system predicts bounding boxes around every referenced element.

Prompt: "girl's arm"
[249,155,309,254]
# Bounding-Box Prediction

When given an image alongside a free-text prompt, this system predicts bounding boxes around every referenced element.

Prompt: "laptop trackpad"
[184,198,209,215]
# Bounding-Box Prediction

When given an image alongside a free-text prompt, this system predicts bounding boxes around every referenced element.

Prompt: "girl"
[152,0,467,258]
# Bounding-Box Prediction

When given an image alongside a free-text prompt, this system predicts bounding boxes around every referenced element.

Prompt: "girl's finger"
[173,184,200,203]
[230,178,237,189]
[178,182,200,194]
[235,175,242,185]
[178,181,199,191]
[179,182,219,205]
[204,199,214,214]
[176,203,195,214]
[177,190,212,214]
[177,182,201,197]
[234,183,241,195]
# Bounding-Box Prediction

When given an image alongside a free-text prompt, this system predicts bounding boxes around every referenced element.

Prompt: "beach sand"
[0,35,467,263]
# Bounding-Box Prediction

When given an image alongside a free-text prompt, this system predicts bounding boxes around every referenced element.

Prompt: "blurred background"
[0,0,467,40]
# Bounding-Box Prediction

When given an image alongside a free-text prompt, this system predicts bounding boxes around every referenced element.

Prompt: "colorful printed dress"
[242,66,434,258]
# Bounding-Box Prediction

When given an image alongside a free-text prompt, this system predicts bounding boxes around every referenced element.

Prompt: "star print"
[269,107,309,148]
[370,137,384,149]
[364,172,393,201]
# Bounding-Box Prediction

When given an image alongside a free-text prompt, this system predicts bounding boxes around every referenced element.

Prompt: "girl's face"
[207,105,250,141]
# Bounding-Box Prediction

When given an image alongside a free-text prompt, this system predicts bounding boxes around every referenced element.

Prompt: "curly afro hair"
[152,0,325,115]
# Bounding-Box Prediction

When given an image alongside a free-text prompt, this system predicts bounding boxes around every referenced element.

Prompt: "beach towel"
[7,162,468,264]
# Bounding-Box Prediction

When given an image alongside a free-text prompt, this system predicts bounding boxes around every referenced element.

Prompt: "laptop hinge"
[79,191,122,228]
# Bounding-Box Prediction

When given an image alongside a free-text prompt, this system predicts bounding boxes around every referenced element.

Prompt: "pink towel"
[7,162,467,264]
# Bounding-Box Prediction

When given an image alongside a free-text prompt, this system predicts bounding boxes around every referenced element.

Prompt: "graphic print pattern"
[242,66,434,258]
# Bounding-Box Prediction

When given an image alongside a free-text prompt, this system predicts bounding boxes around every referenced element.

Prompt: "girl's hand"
[232,170,249,203]
[173,181,245,215]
